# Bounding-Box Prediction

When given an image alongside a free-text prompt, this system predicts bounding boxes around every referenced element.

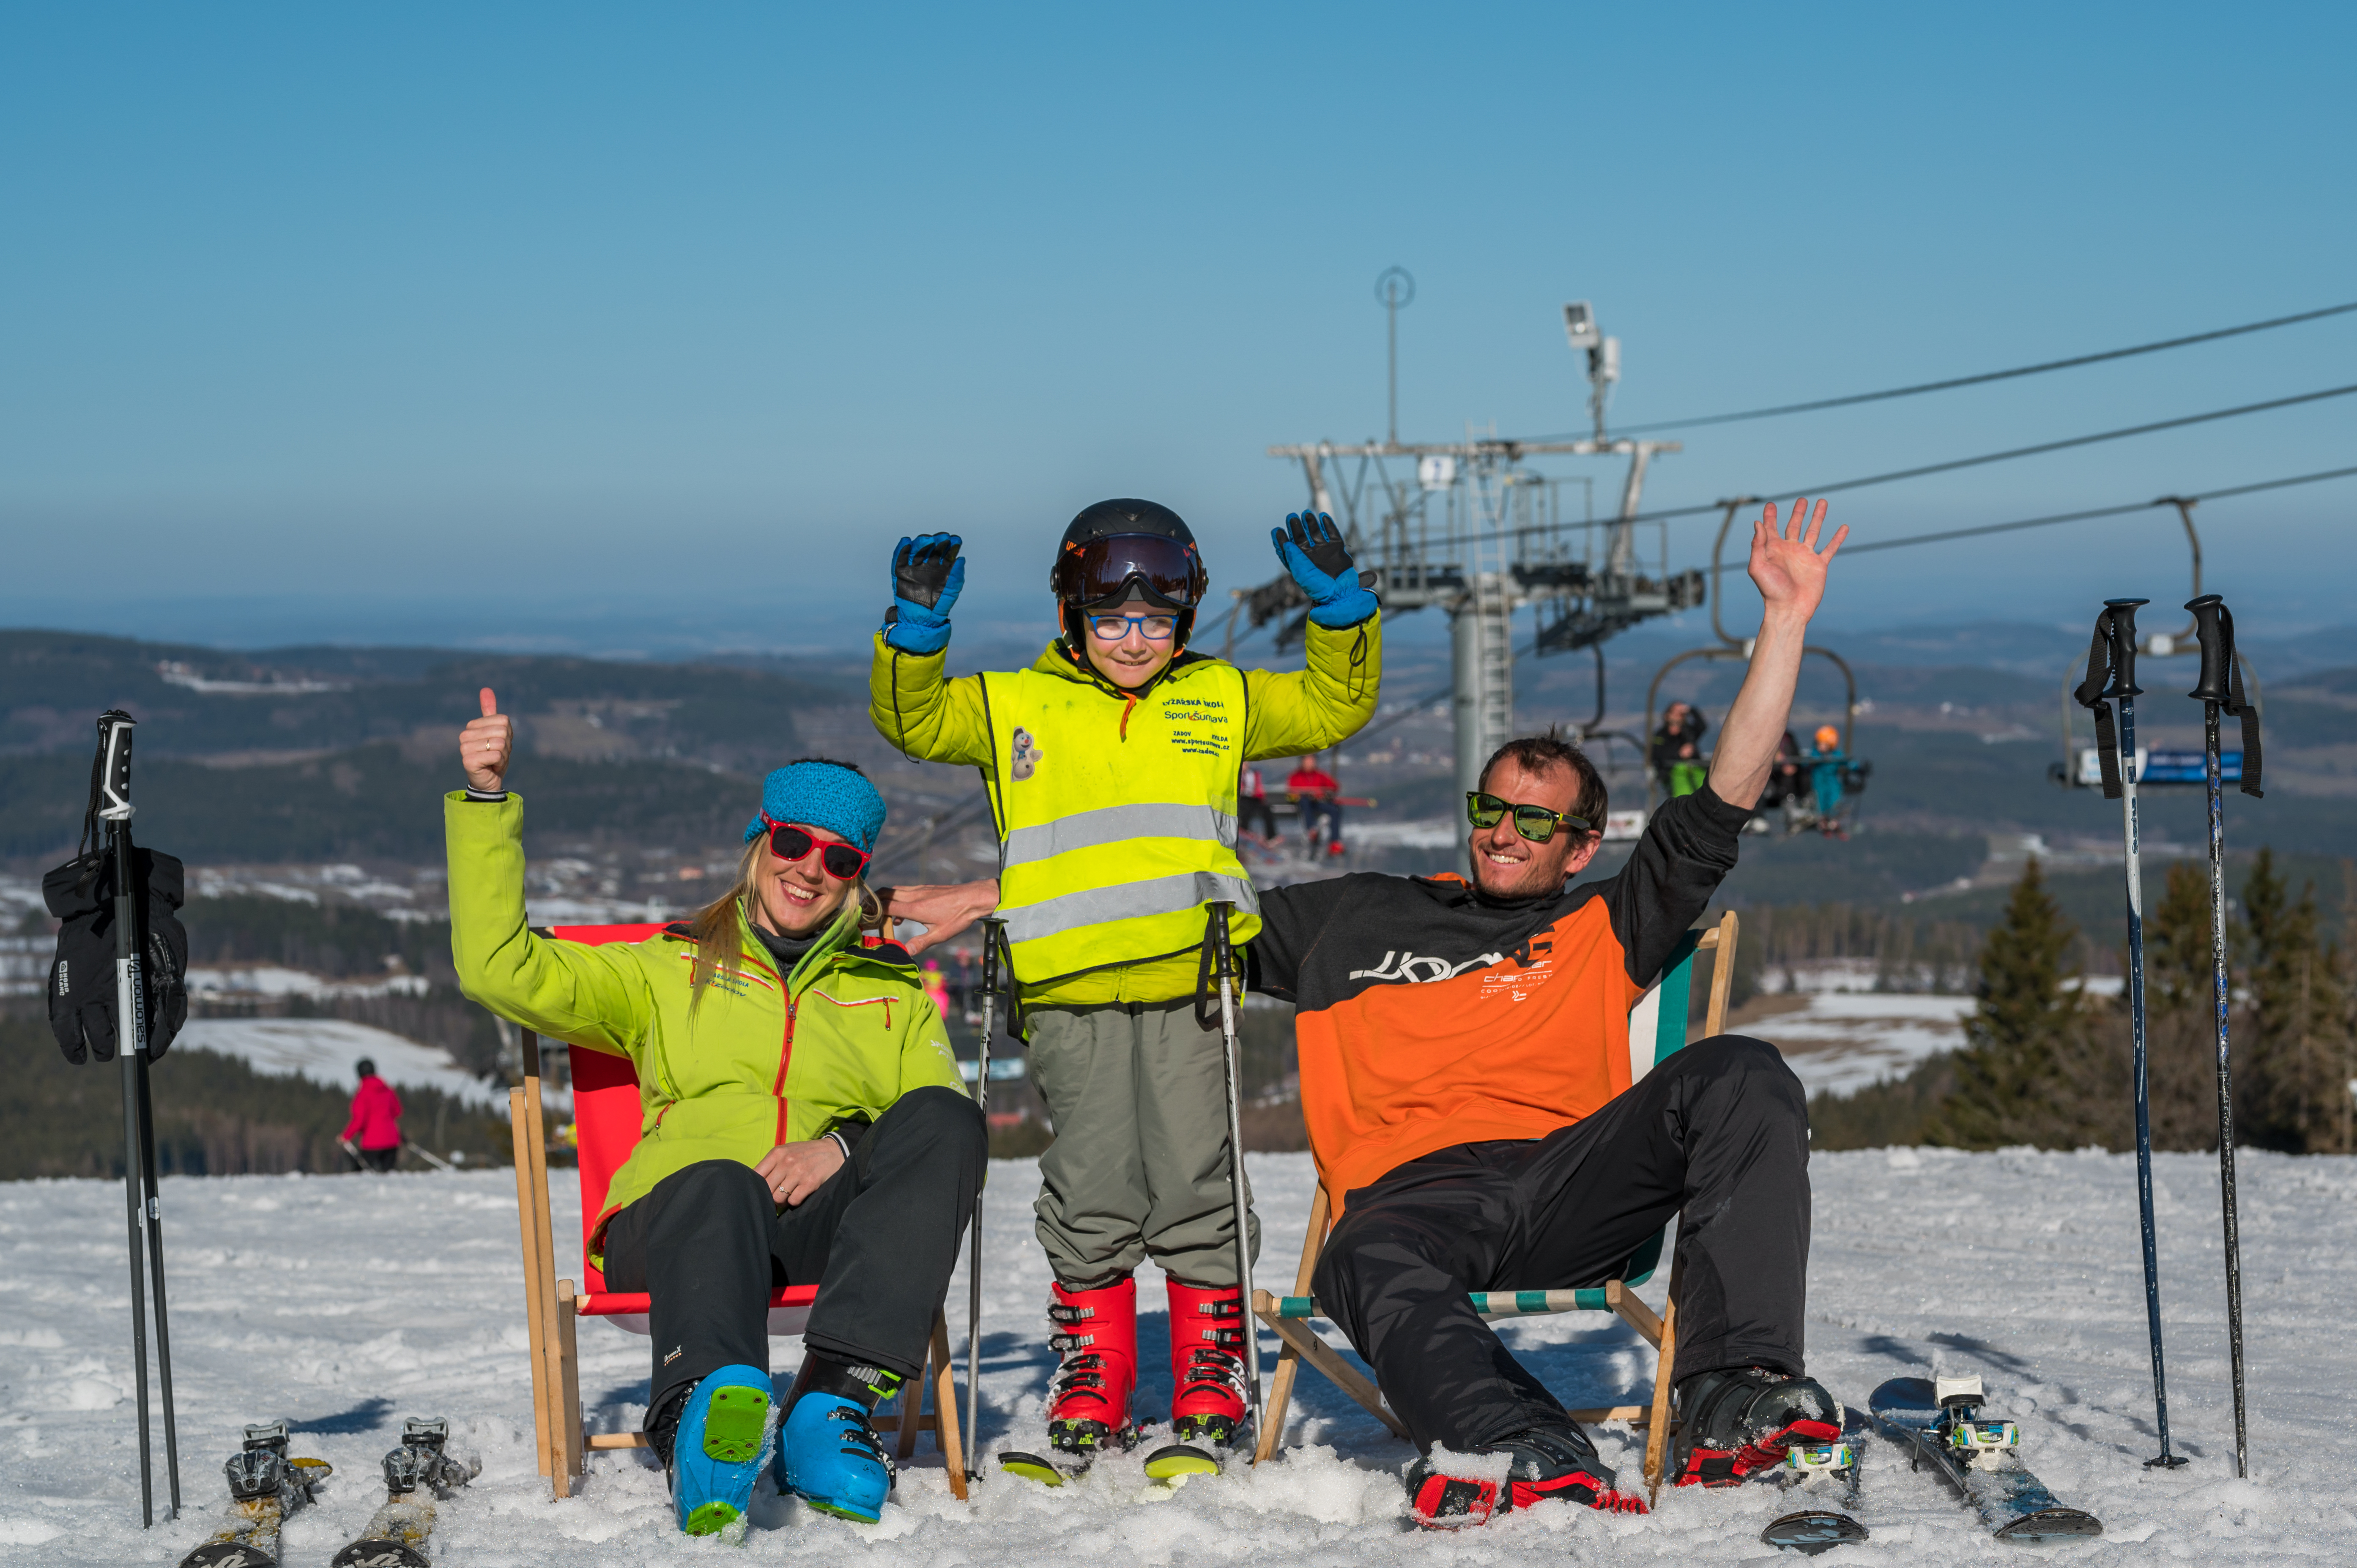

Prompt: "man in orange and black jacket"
[1246,498,1847,1526]
[884,498,1847,1524]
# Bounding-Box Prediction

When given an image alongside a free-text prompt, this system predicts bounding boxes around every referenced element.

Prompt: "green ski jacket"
[445,793,964,1262]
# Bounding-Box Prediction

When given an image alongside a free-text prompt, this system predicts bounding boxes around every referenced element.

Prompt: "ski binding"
[1870,1374,2101,1543]
[1758,1411,1870,1556]
[179,1421,332,1568]
[330,1416,476,1568]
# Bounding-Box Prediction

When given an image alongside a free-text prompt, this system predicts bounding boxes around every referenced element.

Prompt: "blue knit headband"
[742,762,887,855]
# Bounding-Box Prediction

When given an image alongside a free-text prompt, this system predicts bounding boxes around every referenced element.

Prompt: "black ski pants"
[600,1084,986,1432]
[1311,1035,1809,1454]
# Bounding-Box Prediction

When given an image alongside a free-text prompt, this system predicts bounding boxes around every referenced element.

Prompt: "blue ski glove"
[1270,512,1378,629]
[882,533,964,655]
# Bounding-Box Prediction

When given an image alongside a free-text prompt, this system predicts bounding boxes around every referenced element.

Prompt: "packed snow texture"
[1,1146,2345,1564]
[174,1018,508,1110]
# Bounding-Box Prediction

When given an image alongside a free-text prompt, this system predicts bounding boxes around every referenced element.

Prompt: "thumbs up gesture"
[460,687,515,794]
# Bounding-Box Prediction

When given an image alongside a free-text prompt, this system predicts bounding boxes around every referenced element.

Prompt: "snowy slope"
[0,1146,2345,1564]
[1765,993,1971,1099]
[174,1018,506,1110]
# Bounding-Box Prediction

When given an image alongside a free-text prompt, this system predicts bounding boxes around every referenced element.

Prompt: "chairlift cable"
[1527,382,2357,532]
[1843,463,2357,555]
[1517,299,2357,441]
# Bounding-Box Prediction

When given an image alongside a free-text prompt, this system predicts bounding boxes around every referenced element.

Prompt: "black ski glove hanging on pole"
[2188,594,2258,1480]
[2073,602,2186,1472]
[40,711,186,1524]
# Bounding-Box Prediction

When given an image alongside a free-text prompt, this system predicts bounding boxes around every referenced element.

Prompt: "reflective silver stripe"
[1002,802,1237,868]
[1001,871,1261,946]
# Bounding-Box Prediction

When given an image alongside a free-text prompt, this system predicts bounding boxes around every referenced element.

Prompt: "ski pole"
[962,919,1004,1480]
[94,713,159,1525]
[2073,599,2185,1470]
[2188,593,2261,1479]
[1208,902,1262,1428]
[134,1043,181,1515]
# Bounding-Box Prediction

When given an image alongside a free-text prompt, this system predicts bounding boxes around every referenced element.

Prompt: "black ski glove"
[41,846,189,1064]
[892,533,965,610]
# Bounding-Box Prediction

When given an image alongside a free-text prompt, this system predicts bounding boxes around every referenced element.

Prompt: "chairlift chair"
[1250,910,1740,1499]
[503,922,969,1501]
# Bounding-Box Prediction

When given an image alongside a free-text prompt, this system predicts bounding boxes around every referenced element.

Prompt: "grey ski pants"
[1027,998,1261,1289]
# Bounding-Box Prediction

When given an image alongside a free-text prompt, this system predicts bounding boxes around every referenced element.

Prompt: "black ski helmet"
[355,1057,376,1080]
[1048,498,1210,650]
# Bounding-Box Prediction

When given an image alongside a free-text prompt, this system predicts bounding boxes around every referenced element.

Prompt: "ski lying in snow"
[1139,1440,1224,1482]
[178,1421,332,1568]
[1758,1407,1871,1556]
[1869,1375,2102,1543]
[998,1446,1096,1486]
[329,1417,477,1568]
[999,1428,1222,1489]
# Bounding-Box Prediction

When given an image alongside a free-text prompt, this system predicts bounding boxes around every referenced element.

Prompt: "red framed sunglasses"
[760,815,871,880]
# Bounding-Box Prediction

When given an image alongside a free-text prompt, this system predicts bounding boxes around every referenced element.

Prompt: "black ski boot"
[1673,1366,1841,1487]
[1404,1424,1646,1529]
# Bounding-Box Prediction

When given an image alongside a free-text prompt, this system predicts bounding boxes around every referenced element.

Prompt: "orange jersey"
[1248,788,1751,1208]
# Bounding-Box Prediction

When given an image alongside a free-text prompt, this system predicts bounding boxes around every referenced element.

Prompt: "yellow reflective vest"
[869,621,1381,1003]
[983,661,1258,982]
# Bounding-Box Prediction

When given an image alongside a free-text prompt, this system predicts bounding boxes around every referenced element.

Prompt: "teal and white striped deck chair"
[1249,910,1739,1484]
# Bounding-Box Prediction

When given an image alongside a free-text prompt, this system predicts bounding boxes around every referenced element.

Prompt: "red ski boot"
[997,1277,1138,1486]
[1142,1279,1249,1479]
[1404,1426,1647,1528]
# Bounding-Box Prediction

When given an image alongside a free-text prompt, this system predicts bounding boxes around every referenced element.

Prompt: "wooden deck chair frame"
[1250,910,1739,1496]
[505,922,968,1501]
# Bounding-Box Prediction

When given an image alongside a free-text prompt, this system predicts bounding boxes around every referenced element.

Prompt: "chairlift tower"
[1248,283,1702,863]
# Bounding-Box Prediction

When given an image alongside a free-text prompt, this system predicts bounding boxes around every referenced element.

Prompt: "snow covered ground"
[174,1018,508,1111]
[2,1145,2346,1565]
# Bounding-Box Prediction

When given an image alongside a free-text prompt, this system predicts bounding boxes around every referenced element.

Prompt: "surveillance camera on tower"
[1562,301,1599,351]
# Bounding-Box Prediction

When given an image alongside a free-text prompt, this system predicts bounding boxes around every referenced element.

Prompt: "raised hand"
[1270,512,1379,628]
[893,533,965,610]
[884,533,964,654]
[460,687,515,794]
[1748,497,1847,624]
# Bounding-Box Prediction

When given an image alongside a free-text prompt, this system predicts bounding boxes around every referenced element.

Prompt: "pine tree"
[1928,857,2112,1149]
[2239,848,2350,1152]
[2139,859,2226,1152]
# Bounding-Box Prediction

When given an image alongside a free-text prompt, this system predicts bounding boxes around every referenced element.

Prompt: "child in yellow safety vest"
[868,499,1381,1478]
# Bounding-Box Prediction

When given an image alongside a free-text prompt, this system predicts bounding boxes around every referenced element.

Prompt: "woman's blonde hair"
[687,835,883,1010]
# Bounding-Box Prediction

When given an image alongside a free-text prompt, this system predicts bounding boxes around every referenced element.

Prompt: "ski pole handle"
[2100,598,2146,700]
[2184,593,2263,797]
[2186,594,2231,703]
[97,709,137,822]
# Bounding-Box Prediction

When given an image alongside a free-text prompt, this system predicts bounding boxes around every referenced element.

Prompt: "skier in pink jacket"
[342,1058,404,1172]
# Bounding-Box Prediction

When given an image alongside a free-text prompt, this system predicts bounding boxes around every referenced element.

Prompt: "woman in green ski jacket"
[449,688,981,1533]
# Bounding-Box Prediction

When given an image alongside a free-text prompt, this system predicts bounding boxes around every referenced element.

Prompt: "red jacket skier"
[343,1058,403,1172]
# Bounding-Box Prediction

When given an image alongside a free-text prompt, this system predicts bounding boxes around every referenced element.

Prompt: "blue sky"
[3,3,2351,655]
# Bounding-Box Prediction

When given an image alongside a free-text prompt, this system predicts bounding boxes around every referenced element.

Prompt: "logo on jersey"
[1348,948,1504,984]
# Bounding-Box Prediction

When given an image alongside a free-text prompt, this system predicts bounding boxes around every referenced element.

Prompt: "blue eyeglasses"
[1086,612,1179,642]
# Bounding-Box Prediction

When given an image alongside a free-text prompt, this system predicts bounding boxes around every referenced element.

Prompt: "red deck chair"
[506,922,969,1500]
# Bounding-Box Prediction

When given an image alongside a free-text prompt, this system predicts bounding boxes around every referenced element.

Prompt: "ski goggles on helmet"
[1050,532,1207,610]
[1465,792,1591,843]
[760,815,873,880]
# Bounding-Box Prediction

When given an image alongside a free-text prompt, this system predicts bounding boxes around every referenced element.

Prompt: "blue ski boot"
[775,1354,901,1523]
[668,1363,775,1536]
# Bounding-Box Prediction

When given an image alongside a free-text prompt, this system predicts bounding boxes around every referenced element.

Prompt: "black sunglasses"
[761,815,872,880]
[1465,791,1591,843]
